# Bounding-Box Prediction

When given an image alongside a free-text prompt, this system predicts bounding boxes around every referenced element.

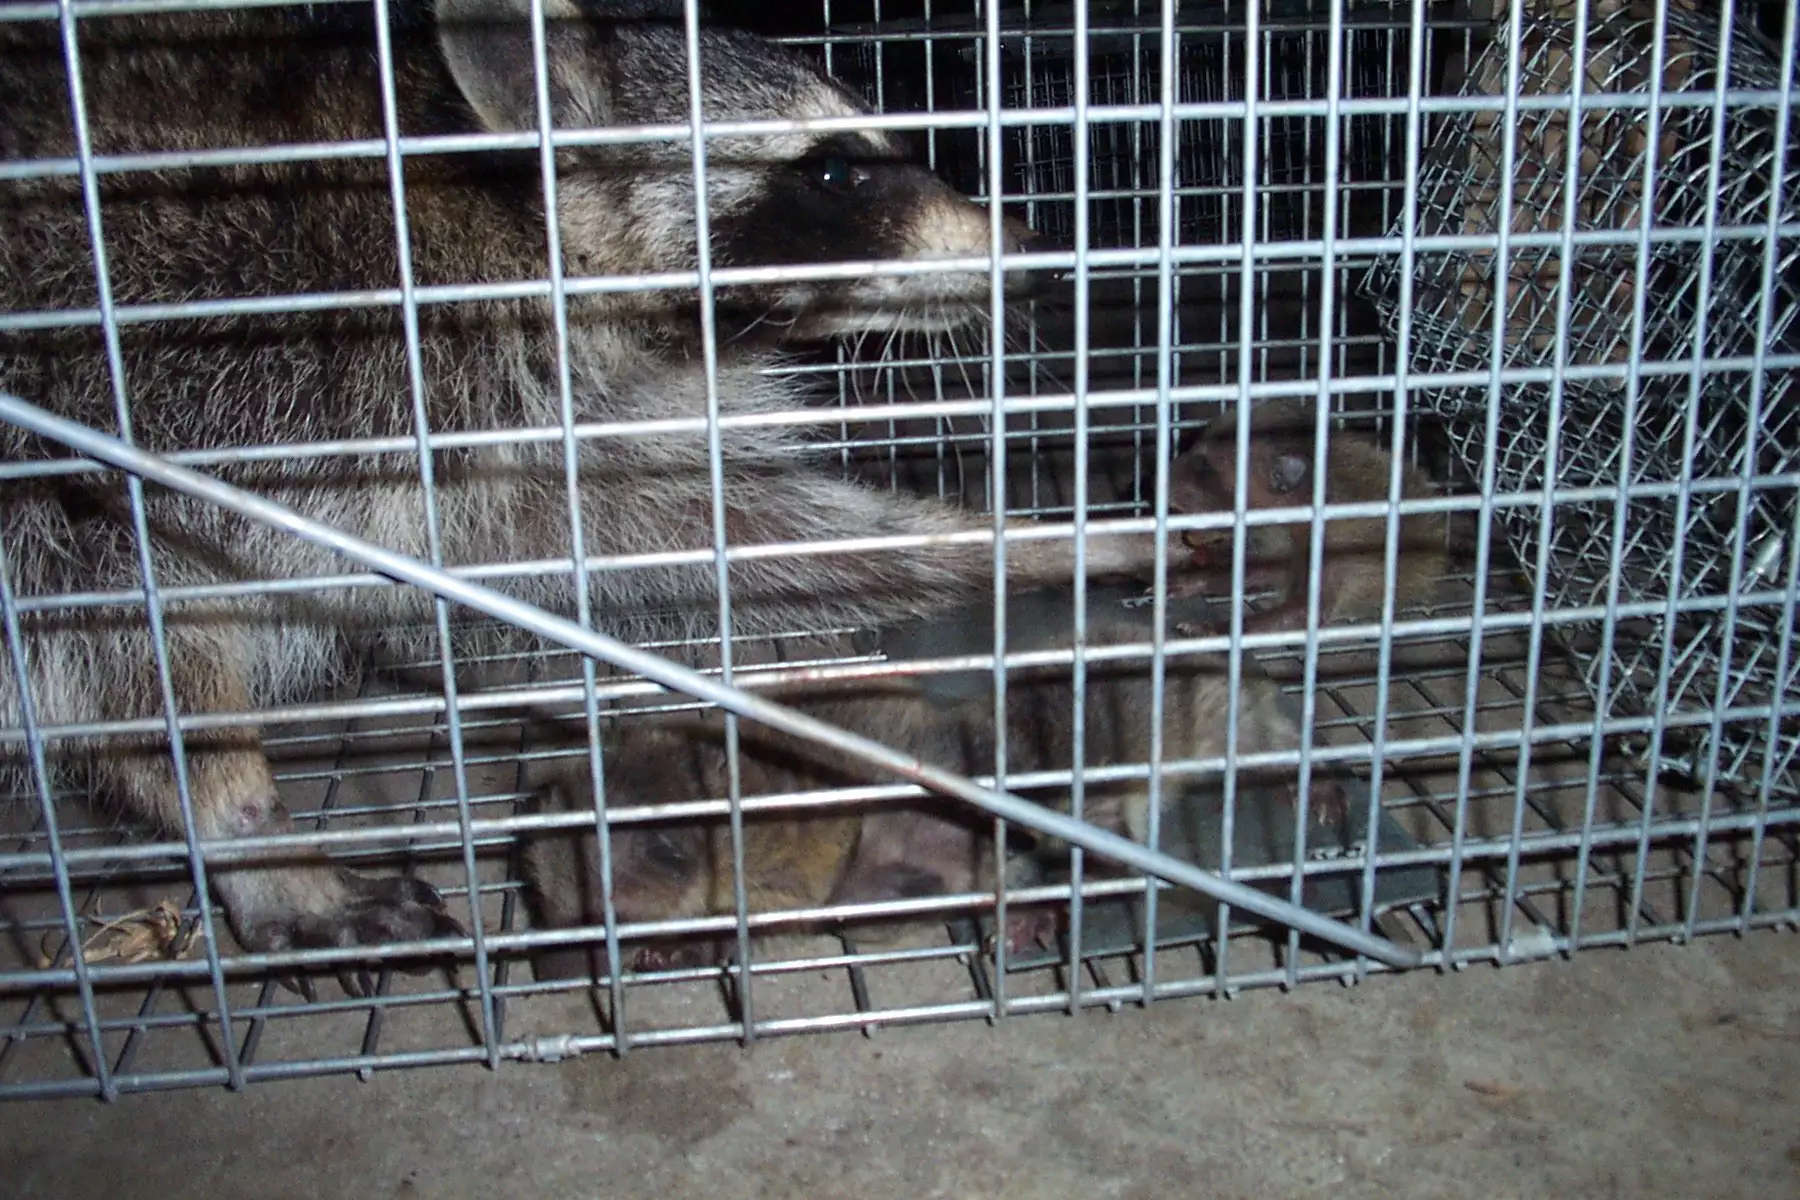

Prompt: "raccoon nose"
[1001,222,1061,300]
[997,213,1048,258]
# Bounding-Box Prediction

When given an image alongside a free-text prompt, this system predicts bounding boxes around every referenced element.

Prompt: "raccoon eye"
[811,153,863,191]
[642,831,695,874]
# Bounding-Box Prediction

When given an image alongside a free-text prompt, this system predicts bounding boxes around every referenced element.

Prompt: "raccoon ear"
[1268,451,1309,494]
[437,1,603,133]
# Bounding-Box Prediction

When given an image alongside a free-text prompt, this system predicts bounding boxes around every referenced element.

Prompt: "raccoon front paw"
[987,907,1061,958]
[233,869,464,999]
[631,938,727,972]
[1082,530,1165,583]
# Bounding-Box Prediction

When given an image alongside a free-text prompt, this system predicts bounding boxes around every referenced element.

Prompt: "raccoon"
[1166,398,1448,634]
[523,618,1337,975]
[0,0,1152,981]
[524,681,1012,978]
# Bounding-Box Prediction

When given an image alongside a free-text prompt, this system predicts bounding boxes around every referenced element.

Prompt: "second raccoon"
[1167,398,1449,633]
[523,621,1339,974]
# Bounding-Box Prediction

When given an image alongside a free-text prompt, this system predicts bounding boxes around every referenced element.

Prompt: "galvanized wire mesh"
[0,0,1796,1103]
[1362,3,1800,792]
[930,1,1409,250]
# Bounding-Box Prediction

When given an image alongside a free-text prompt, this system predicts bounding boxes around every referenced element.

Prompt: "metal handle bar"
[0,390,1422,968]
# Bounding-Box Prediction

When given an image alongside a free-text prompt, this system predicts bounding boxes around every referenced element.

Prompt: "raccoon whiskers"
[725,303,793,346]
[876,324,904,400]
[846,319,910,407]
[1006,313,1065,397]
[845,326,878,404]
[942,324,983,412]
[897,326,927,407]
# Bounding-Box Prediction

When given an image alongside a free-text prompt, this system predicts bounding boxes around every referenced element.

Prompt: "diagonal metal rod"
[0,389,1422,969]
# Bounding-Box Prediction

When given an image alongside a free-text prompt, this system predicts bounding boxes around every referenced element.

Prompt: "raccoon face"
[1173,421,1313,556]
[605,822,711,922]
[705,129,1050,338]
[437,8,1044,338]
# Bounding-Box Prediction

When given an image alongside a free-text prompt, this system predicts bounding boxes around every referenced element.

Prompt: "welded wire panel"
[1,0,1798,1102]
[6,557,1790,1094]
[1362,0,1800,798]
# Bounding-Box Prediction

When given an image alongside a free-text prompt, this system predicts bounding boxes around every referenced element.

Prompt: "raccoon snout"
[1001,220,1060,299]
[999,218,1056,261]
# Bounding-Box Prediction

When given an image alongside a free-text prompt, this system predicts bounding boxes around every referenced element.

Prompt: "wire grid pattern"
[957,1,1424,250]
[0,0,1795,1100]
[816,0,1480,418]
[5,568,1793,1094]
[1361,3,1800,792]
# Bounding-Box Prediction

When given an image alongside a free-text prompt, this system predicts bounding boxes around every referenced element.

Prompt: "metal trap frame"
[0,0,1796,1102]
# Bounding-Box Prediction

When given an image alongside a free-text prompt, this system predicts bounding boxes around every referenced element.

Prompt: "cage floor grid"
[3,557,1795,1098]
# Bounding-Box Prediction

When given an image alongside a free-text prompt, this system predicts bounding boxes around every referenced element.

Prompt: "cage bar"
[0,0,1795,1100]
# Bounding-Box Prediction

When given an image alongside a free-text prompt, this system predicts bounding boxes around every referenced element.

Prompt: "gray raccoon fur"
[0,0,1150,974]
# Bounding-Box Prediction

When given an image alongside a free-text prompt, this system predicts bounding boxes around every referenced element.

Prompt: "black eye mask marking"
[794,151,867,191]
[703,120,989,306]
[791,131,922,190]
[641,830,698,875]
[790,130,916,193]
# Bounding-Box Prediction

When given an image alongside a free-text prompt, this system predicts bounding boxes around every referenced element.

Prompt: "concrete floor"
[5,932,1798,1200]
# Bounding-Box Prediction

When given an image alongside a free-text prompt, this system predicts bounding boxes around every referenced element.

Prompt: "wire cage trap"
[824,0,1477,407]
[0,0,1797,1103]
[832,0,1423,250]
[1362,1,1800,795]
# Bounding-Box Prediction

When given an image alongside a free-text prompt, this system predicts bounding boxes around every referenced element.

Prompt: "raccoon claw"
[1166,571,1217,602]
[631,940,723,972]
[279,968,374,1001]
[245,872,464,998]
[279,973,318,1004]
[1137,572,1213,607]
[630,945,682,972]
